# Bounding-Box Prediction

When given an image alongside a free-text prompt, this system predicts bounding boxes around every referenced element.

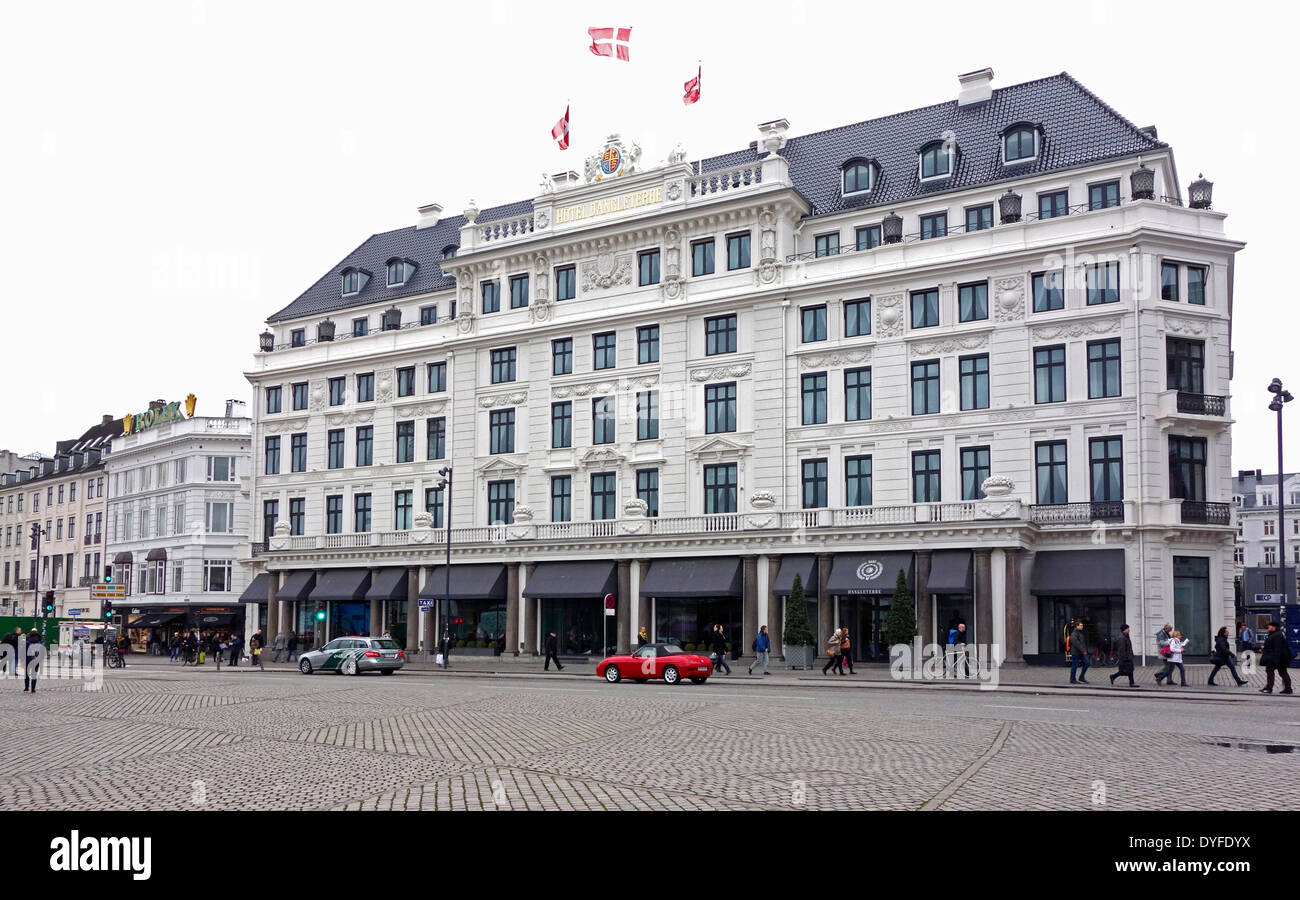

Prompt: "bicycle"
[104,644,125,669]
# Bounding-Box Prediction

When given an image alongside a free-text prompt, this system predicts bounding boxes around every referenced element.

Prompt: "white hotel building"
[242,69,1241,662]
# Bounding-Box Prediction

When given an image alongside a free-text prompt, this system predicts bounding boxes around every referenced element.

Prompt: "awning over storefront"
[825,552,914,596]
[420,564,508,601]
[522,561,617,600]
[127,613,180,629]
[773,555,818,596]
[275,570,316,604]
[310,569,372,604]
[927,550,973,594]
[145,548,168,561]
[239,573,271,603]
[113,552,133,565]
[366,568,409,602]
[641,557,742,599]
[1031,549,1125,596]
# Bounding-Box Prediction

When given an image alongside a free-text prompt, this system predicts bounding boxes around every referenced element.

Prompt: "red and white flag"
[551,105,569,150]
[683,65,701,105]
[588,26,631,61]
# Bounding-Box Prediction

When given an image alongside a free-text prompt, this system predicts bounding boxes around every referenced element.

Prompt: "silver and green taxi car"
[297,636,405,676]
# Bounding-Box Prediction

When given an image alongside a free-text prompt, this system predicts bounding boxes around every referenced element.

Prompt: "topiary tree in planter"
[881,568,916,649]
[782,573,817,668]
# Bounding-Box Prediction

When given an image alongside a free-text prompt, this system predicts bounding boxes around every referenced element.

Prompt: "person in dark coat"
[1069,620,1091,684]
[1260,620,1294,694]
[3,628,20,678]
[712,624,731,675]
[229,634,243,666]
[1208,626,1247,686]
[287,632,299,662]
[637,626,649,647]
[1109,624,1136,686]
[23,628,43,693]
[437,630,451,669]
[250,629,266,670]
[543,631,563,671]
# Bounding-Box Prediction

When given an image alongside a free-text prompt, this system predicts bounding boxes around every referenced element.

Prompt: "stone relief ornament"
[994,277,1026,322]
[529,299,554,323]
[536,210,550,228]
[511,505,535,523]
[876,293,905,338]
[581,240,633,292]
[456,310,476,335]
[375,371,395,403]
[552,381,616,399]
[667,143,688,165]
[756,260,780,285]
[749,490,776,510]
[799,349,871,369]
[909,334,990,356]
[691,363,752,382]
[1164,316,1208,336]
[666,181,683,201]
[479,391,527,409]
[662,277,685,301]
[624,498,649,518]
[308,380,327,412]
[584,134,642,182]
[980,475,1015,497]
[325,410,375,427]
[539,172,556,195]
[1031,317,1121,340]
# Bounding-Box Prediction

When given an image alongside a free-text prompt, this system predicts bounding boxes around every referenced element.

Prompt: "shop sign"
[122,394,197,435]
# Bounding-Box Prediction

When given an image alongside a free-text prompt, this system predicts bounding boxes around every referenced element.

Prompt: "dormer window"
[442,245,458,260]
[341,267,371,296]
[386,257,417,287]
[1002,123,1038,164]
[918,142,954,180]
[841,159,875,196]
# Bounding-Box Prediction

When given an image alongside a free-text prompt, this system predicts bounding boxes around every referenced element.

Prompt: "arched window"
[1003,124,1037,163]
[919,142,953,180]
[386,258,416,287]
[442,245,458,260]
[841,161,873,195]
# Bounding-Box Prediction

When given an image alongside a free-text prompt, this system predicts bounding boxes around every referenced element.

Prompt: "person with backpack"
[1109,624,1137,687]
[1260,620,1294,694]
[748,624,771,675]
[1153,624,1176,685]
[1163,630,1189,686]
[1208,625,1247,686]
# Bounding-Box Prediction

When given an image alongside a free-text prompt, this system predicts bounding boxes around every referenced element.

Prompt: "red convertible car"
[597,643,714,685]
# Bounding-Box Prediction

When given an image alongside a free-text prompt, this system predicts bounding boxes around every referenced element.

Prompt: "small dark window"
[292,383,308,411]
[550,476,572,523]
[593,332,616,370]
[552,338,573,376]
[855,226,881,250]
[1187,266,1207,305]
[1038,190,1068,220]
[845,456,872,506]
[1034,345,1067,404]
[395,421,414,463]
[726,232,751,270]
[844,299,871,337]
[706,314,737,355]
[490,348,516,384]
[959,354,990,410]
[328,377,345,406]
[1035,441,1068,505]
[265,386,282,414]
[636,469,659,517]
[920,144,952,179]
[802,459,828,509]
[1088,339,1122,399]
[961,447,990,500]
[965,205,993,232]
[555,266,576,301]
[842,163,872,194]
[489,409,515,454]
[911,289,939,328]
[427,361,446,393]
[509,274,529,309]
[801,305,827,342]
[704,382,737,434]
[1004,125,1035,162]
[801,373,827,425]
[845,367,871,421]
[637,391,659,440]
[1161,262,1179,302]
[691,239,715,276]
[352,318,368,337]
[427,417,446,460]
[1089,181,1120,211]
[814,233,839,258]
[911,360,940,415]
[481,281,500,314]
[1032,270,1064,312]
[920,213,947,240]
[592,397,615,444]
[396,366,415,397]
[638,250,661,286]
[912,450,941,502]
[551,402,572,449]
[290,329,305,348]
[356,373,374,403]
[637,325,659,364]
[1086,262,1120,305]
[959,282,988,322]
[419,306,437,325]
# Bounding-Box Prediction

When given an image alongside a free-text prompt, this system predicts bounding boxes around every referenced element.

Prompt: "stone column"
[741,556,758,662]
[636,560,650,642]
[266,571,279,642]
[1003,549,1025,665]
[506,562,520,656]
[523,562,538,654]
[816,553,832,643]
[974,549,993,647]
[915,550,932,645]
[368,567,381,637]
[616,560,632,654]
[405,566,420,655]
[767,557,783,653]
[756,554,770,629]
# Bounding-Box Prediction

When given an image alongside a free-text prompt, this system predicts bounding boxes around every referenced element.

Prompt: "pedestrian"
[1069,619,1091,684]
[544,631,564,671]
[1208,626,1247,686]
[437,630,451,669]
[209,632,222,671]
[3,628,20,678]
[822,627,843,676]
[637,626,649,647]
[711,624,732,675]
[948,622,969,679]
[1163,630,1189,686]
[287,632,299,662]
[1259,619,1294,694]
[169,634,179,663]
[748,625,771,675]
[250,629,266,671]
[838,627,855,675]
[1153,624,1176,685]
[1109,623,1137,687]
[23,628,43,693]
[229,634,242,667]
[272,631,287,663]
[1238,619,1256,666]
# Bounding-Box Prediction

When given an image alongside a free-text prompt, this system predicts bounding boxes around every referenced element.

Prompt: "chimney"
[149,399,165,411]
[101,414,113,426]
[1257,469,1263,479]
[957,67,994,106]
[416,202,443,230]
[226,399,248,418]
[1138,125,1158,140]
[551,171,580,189]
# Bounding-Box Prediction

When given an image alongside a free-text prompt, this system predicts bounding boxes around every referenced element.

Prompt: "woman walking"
[822,628,843,675]
[1165,630,1189,686]
[1109,624,1137,687]
[1208,626,1247,687]
[838,627,855,675]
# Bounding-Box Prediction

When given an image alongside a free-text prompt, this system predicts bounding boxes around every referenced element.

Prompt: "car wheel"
[341,656,359,676]
[690,677,707,684]
[663,665,680,685]
[603,666,622,683]
[380,669,395,675]
[298,658,313,675]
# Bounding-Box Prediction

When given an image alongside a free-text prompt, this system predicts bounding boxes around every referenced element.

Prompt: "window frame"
[844,366,872,421]
[691,238,715,277]
[705,314,738,355]
[1035,441,1069,505]
[555,265,576,301]
[1034,344,1067,404]
[911,359,940,415]
[958,280,988,322]
[704,382,738,435]
[638,249,661,286]
[726,231,751,271]
[959,353,990,410]
[910,288,939,329]
[801,372,828,425]
[844,298,872,337]
[912,450,941,502]
[961,446,991,500]
[552,337,573,376]
[637,324,660,364]
[1087,339,1122,399]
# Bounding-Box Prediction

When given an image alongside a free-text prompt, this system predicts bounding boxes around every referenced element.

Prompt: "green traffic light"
[314,609,326,621]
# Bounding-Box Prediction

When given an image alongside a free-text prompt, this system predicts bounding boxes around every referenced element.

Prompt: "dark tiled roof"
[268,72,1163,324]
[1233,471,1300,508]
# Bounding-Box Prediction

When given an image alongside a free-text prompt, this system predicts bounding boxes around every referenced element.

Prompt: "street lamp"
[437,467,453,658]
[1268,379,1293,628]
[29,523,47,620]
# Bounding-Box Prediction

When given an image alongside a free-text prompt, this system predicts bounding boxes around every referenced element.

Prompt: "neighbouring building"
[1231,469,1300,621]
[242,68,1241,663]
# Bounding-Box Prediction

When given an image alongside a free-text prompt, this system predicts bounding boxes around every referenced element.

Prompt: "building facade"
[243,69,1241,662]
[104,400,254,647]
[1231,469,1300,610]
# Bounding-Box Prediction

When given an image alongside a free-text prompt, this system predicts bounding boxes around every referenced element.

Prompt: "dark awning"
[310,569,372,604]
[927,550,973,594]
[773,555,818,596]
[825,552,914,596]
[366,568,408,602]
[113,552,133,565]
[239,573,271,603]
[192,612,235,627]
[419,564,507,601]
[642,557,742,599]
[127,613,180,629]
[145,548,168,561]
[275,570,316,603]
[1031,549,1125,596]
[523,561,617,600]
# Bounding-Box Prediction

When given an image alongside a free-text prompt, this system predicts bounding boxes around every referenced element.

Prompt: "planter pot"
[782,644,817,669]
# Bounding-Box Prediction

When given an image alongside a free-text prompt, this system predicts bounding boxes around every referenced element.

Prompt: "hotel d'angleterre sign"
[553,134,664,226]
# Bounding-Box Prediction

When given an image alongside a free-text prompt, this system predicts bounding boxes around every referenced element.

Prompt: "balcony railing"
[1180,501,1231,526]
[691,164,763,198]
[1029,502,1125,525]
[1176,392,1227,416]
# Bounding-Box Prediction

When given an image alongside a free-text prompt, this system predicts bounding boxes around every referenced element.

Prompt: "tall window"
[801,459,828,509]
[290,434,306,473]
[1166,338,1204,393]
[845,456,872,506]
[288,498,305,536]
[706,314,737,355]
[1035,442,1068,504]
[959,354,990,410]
[911,360,940,415]
[550,476,572,522]
[592,397,616,444]
[1187,265,1207,306]
[1168,436,1207,501]
[961,446,990,500]
[509,274,529,309]
[327,429,345,469]
[920,213,947,240]
[354,493,371,533]
[356,426,373,466]
[427,362,447,393]
[394,490,413,530]
[637,325,659,364]
[397,366,415,397]
[1086,261,1120,305]
[801,305,827,342]
[1161,262,1180,301]
[396,420,415,463]
[326,495,343,534]
[488,480,515,524]
[490,348,516,384]
[555,265,576,301]
[1088,339,1122,399]
[207,456,235,482]
[489,409,515,454]
[705,382,737,434]
[265,386,282,414]
[264,437,280,475]
[1032,270,1064,312]
[965,205,993,232]
[637,469,659,517]
[845,367,871,421]
[593,332,616,370]
[427,417,446,460]
[844,298,871,337]
[1090,437,1124,502]
[911,289,939,328]
[637,391,659,440]
[801,373,827,425]
[638,249,661,286]
[1088,181,1120,210]
[552,338,573,375]
[328,377,345,406]
[482,281,500,313]
[704,463,738,514]
[959,282,988,322]
[912,451,941,502]
[855,226,881,250]
[551,402,572,448]
[1038,190,1068,219]
[356,373,374,402]
[920,144,951,179]
[425,487,445,528]
[203,560,233,593]
[1034,346,1066,403]
[726,232,751,270]
[691,239,715,276]
[591,472,617,520]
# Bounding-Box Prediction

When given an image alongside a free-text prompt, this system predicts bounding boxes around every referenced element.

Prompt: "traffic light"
[103,599,114,621]
[104,565,113,584]
[314,606,326,622]
[42,591,55,617]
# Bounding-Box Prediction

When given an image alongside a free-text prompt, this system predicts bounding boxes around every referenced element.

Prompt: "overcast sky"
[0,0,1290,472]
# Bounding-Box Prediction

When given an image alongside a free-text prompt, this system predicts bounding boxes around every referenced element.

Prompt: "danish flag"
[683,65,701,105]
[588,26,631,61]
[552,105,569,150]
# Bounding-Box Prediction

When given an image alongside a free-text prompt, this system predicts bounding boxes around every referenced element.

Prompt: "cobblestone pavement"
[0,668,1295,811]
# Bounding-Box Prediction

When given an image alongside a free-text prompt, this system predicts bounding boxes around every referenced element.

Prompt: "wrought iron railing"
[1180,501,1231,526]
[1176,392,1227,416]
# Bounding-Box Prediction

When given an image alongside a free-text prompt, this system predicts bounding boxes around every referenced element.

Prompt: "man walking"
[437,630,451,669]
[272,631,287,663]
[543,631,563,671]
[250,629,266,671]
[1260,620,1294,694]
[748,625,771,675]
[1153,623,1175,684]
[1069,619,1090,684]
[287,631,299,663]
[23,628,43,693]
[1109,624,1136,687]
